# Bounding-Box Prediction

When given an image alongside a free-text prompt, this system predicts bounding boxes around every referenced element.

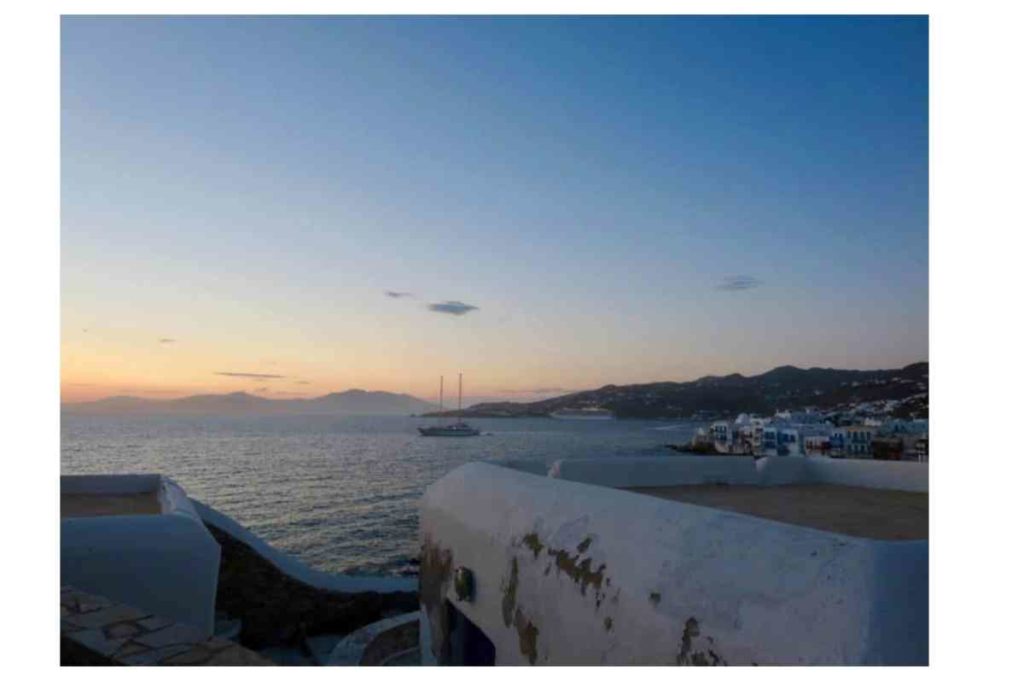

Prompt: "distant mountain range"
[432,362,929,420]
[64,363,929,419]
[62,389,437,416]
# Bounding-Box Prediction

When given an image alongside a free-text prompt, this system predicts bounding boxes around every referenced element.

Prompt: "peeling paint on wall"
[522,533,545,558]
[500,554,541,665]
[676,617,726,666]
[514,607,539,664]
[548,547,606,597]
[501,557,518,628]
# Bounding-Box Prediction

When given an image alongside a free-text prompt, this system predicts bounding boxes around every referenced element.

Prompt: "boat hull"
[549,412,614,420]
[418,426,480,437]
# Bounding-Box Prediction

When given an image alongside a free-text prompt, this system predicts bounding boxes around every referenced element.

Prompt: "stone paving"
[61,586,272,666]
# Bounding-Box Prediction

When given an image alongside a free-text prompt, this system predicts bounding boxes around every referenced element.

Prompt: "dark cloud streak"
[427,300,479,316]
[715,275,763,291]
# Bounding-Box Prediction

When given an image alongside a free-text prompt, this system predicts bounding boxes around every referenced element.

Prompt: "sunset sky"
[61,16,928,404]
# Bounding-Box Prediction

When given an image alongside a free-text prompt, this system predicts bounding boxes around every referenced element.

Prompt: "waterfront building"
[802,433,832,456]
[914,438,929,462]
[709,420,735,453]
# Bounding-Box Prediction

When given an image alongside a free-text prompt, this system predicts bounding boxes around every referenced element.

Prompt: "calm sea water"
[61,414,696,575]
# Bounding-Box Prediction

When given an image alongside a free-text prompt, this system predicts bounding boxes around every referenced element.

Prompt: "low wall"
[804,458,928,492]
[549,455,760,488]
[327,612,420,665]
[493,459,552,476]
[193,500,418,649]
[550,455,928,492]
[420,462,927,665]
[61,473,163,495]
[755,456,810,485]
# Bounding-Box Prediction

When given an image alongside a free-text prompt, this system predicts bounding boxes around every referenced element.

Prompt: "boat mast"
[458,373,463,414]
[438,376,444,422]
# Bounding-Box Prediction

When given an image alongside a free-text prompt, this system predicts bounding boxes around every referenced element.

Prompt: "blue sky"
[61,16,928,401]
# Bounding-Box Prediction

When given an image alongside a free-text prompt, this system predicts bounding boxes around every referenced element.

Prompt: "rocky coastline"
[203,522,418,652]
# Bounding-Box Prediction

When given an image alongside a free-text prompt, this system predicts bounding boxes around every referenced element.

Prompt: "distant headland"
[426,362,928,420]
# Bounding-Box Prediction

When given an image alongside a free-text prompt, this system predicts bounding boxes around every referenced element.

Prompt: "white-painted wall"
[548,455,760,487]
[804,458,928,492]
[61,475,220,634]
[420,462,927,665]
[549,455,928,492]
[493,459,552,476]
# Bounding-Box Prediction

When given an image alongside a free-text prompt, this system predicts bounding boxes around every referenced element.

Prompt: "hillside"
[435,362,928,420]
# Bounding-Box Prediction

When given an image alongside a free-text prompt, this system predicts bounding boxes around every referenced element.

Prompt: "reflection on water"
[61,414,695,575]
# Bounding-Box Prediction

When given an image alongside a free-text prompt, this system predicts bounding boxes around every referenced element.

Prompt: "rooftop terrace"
[61,491,162,518]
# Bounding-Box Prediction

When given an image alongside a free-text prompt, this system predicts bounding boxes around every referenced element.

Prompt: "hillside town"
[684,408,928,461]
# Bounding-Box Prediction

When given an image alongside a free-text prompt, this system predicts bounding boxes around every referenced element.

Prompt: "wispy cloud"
[215,372,286,380]
[158,338,176,344]
[385,290,414,299]
[295,380,311,385]
[715,275,763,291]
[428,300,479,316]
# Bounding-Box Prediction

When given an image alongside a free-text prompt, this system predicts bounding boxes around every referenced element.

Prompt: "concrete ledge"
[61,474,163,496]
[493,459,552,476]
[61,475,220,634]
[805,458,928,492]
[549,455,928,492]
[327,612,420,665]
[549,455,760,488]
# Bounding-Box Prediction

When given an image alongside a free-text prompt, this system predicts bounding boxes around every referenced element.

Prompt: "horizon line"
[61,360,928,405]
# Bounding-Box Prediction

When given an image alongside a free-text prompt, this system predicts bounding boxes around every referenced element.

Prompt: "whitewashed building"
[419,457,928,665]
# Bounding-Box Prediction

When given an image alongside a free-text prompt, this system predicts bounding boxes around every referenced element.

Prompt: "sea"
[61,414,698,576]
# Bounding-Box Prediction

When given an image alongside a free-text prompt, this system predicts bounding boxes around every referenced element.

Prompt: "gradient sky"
[61,15,928,403]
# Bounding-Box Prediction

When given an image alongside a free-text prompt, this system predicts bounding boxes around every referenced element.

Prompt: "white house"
[419,457,928,665]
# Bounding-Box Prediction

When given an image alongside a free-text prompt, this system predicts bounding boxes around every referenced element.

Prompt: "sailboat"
[418,373,480,437]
